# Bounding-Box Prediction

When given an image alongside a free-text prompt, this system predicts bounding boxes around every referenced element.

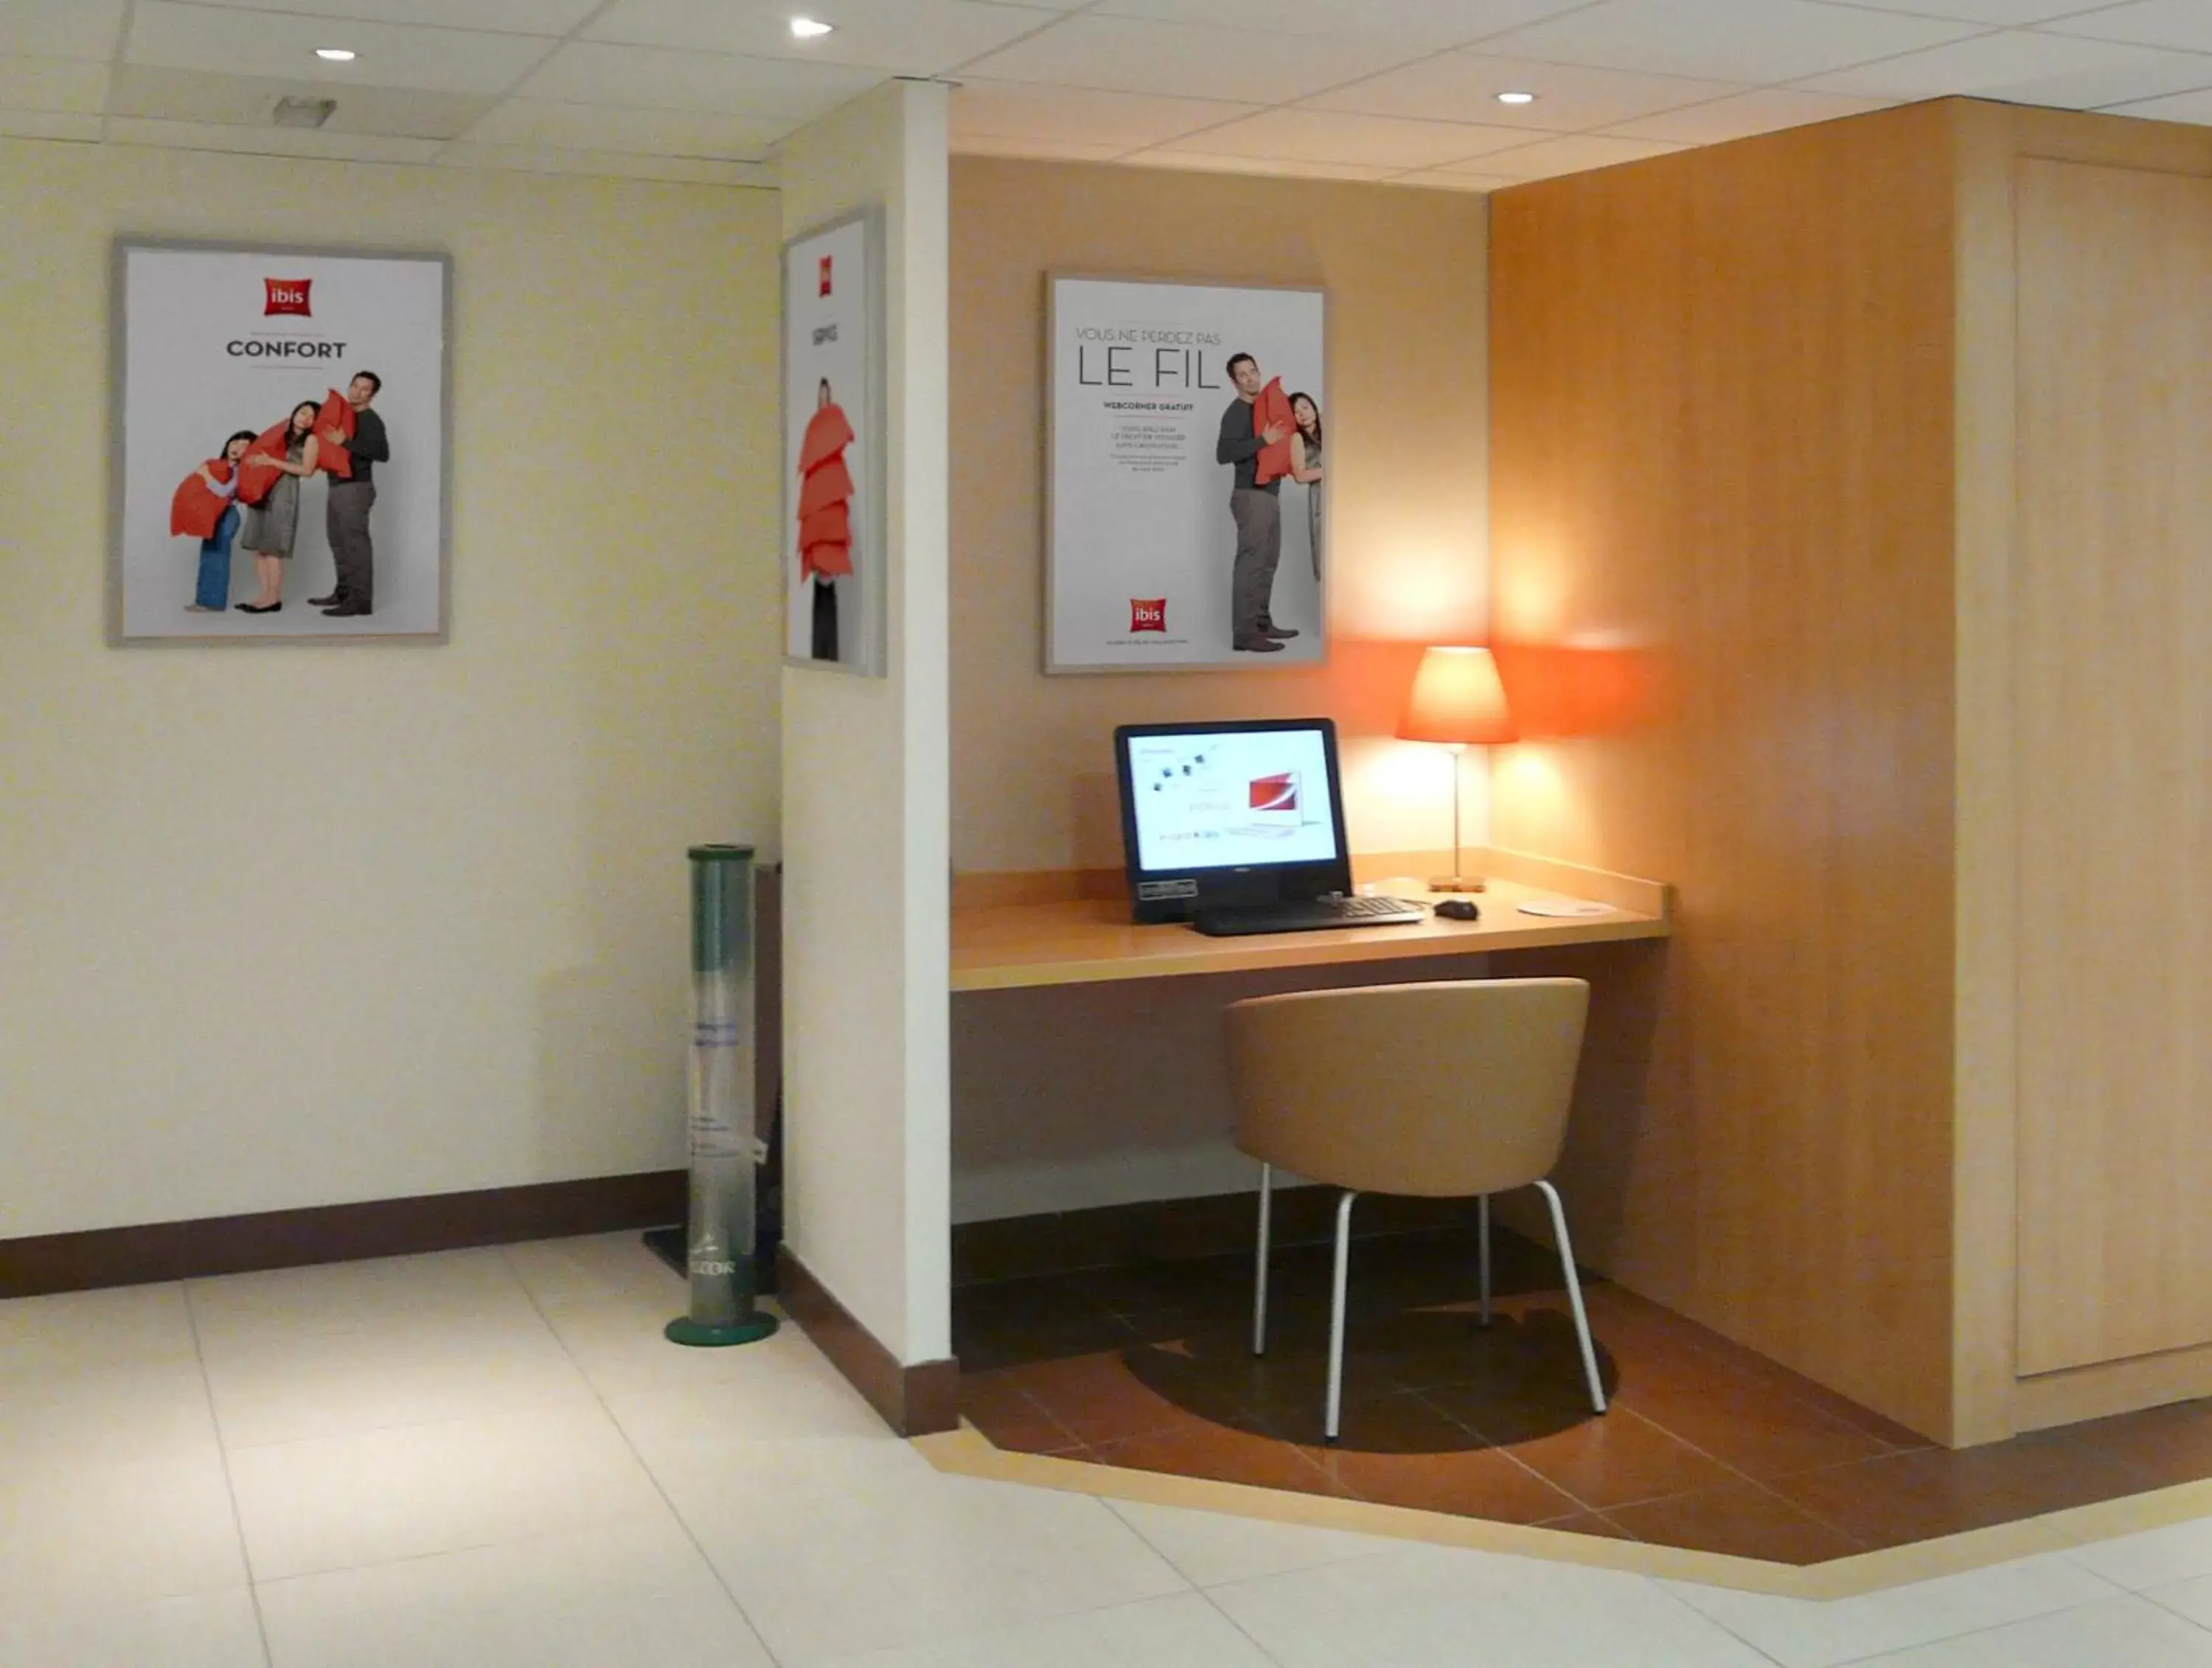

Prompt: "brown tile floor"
[953,1224,2212,1566]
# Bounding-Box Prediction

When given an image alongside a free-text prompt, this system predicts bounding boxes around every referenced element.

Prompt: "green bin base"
[664,1313,780,1349]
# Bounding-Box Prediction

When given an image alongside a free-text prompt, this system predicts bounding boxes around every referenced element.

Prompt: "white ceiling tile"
[1798,29,2212,106]
[0,54,108,112]
[0,107,100,139]
[1475,0,1983,83]
[1308,52,1743,130]
[2099,86,2212,122]
[1089,0,1599,51]
[439,139,773,184]
[462,97,791,158]
[2043,1,2212,55]
[1154,106,1538,168]
[108,64,495,136]
[518,41,886,118]
[1814,0,2106,21]
[951,133,1131,160]
[585,0,1060,74]
[1450,131,1683,176]
[0,0,125,60]
[106,116,444,162]
[1602,86,1893,143]
[1122,149,1405,181]
[953,79,1256,149]
[958,15,1429,104]
[177,0,601,33]
[126,2,556,95]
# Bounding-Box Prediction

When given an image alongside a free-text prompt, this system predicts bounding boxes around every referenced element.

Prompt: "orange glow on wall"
[1492,642,1663,737]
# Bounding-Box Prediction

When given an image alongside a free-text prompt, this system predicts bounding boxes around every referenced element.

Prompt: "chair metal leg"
[1535,1178,1607,1415]
[1252,1162,1273,1357]
[1326,1189,1358,1443]
[1477,1192,1492,1329]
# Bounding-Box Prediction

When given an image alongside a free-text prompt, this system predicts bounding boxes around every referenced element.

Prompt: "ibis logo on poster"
[263,278,313,317]
[818,255,834,298]
[1130,597,1166,633]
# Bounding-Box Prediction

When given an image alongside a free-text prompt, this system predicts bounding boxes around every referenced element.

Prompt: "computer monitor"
[1114,717,1354,923]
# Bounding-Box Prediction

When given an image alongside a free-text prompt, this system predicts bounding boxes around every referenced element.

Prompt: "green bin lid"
[688,844,757,862]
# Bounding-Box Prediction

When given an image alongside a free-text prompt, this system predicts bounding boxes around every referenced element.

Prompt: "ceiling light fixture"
[1496,91,1536,105]
[315,46,357,61]
[789,16,834,38]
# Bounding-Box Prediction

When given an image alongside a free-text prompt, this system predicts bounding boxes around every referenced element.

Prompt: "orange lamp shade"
[1397,646,1517,746]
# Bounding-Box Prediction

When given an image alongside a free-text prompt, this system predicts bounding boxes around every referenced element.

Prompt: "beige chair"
[1225,977,1606,1442]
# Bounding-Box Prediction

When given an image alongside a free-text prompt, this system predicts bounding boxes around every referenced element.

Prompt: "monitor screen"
[1122,722,1343,875]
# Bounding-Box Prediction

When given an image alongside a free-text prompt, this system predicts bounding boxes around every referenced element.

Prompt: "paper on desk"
[1517,899,1614,918]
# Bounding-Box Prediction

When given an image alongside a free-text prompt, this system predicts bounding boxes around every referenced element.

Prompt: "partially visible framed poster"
[1048,276,1327,673]
[783,207,886,676]
[111,239,450,644]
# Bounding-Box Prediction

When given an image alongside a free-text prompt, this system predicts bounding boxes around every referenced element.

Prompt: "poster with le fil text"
[783,210,884,676]
[113,241,448,644]
[1048,277,1326,673]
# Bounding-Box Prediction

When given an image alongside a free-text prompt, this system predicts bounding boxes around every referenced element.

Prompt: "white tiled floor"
[7,1233,2212,1666]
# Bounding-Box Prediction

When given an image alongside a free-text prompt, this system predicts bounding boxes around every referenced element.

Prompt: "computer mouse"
[1434,898,1481,921]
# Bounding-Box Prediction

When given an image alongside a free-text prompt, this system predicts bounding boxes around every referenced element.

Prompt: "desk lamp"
[1397,645,1517,893]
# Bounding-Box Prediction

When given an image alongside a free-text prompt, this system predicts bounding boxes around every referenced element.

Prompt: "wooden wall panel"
[2013,158,2212,1376]
[1487,103,1961,1438]
[1947,98,2024,1447]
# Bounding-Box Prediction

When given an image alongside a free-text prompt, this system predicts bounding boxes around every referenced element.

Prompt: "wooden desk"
[952,849,1670,993]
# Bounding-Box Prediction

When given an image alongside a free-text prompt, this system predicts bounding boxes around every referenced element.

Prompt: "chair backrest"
[1224,978,1590,1198]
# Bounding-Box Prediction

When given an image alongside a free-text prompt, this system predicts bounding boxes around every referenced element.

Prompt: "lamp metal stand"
[1428,743,1484,893]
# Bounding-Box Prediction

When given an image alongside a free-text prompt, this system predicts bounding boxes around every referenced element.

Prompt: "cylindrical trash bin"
[665,844,779,1348]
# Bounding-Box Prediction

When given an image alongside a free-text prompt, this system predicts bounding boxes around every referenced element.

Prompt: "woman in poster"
[1289,392,1324,581]
[797,378,856,661]
[236,400,321,614]
[173,429,257,613]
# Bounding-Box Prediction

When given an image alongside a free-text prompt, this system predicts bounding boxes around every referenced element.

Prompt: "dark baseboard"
[0,1170,686,1300]
[777,1247,960,1436]
[951,1185,1477,1289]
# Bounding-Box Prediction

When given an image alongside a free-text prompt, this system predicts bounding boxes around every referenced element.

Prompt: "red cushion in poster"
[234,420,294,507]
[798,454,855,519]
[799,501,850,552]
[799,403,855,476]
[315,388,355,479]
[1252,378,1295,486]
[170,459,234,540]
[801,538,853,580]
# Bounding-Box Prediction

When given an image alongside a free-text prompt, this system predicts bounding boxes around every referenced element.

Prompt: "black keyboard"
[1191,896,1427,937]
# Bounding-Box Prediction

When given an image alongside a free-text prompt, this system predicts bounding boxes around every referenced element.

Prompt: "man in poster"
[315,371,387,616]
[1215,352,1293,654]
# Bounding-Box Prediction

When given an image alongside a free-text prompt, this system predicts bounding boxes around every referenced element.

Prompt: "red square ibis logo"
[263,279,313,318]
[1248,772,1298,813]
[818,256,834,298]
[1129,598,1166,633]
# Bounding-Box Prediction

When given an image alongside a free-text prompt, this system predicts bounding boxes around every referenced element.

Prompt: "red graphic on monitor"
[263,279,313,317]
[1129,597,1166,633]
[1248,772,1298,813]
[818,255,834,297]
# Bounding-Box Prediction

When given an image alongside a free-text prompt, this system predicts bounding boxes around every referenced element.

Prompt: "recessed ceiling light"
[1496,91,1536,105]
[315,46,357,61]
[789,15,834,38]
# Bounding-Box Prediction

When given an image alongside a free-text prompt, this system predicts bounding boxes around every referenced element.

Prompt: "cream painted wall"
[950,158,1494,877]
[779,82,953,1364]
[0,139,782,1240]
[948,159,1493,1220]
